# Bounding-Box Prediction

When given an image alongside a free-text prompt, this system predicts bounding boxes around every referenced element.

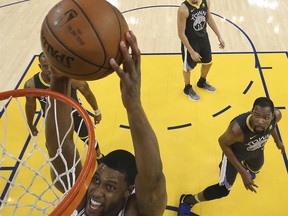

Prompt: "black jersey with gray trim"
[183,0,208,40]
[33,72,78,116]
[231,112,276,160]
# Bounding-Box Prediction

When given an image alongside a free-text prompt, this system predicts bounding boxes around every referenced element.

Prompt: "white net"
[0,89,96,216]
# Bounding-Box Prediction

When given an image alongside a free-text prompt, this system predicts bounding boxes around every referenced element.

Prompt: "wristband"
[94,109,101,116]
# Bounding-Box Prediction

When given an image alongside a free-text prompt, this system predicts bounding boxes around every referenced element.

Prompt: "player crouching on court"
[178,97,285,215]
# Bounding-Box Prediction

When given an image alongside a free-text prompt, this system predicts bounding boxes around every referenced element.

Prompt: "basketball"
[40,0,129,80]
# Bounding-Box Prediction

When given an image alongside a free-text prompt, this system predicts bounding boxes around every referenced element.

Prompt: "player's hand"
[240,170,258,193]
[190,51,202,62]
[110,31,141,110]
[29,125,39,136]
[94,113,102,124]
[218,37,225,49]
[276,141,285,154]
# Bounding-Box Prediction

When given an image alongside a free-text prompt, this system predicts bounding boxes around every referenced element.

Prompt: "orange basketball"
[41,0,129,80]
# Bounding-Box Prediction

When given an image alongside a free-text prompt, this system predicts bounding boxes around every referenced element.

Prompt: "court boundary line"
[1,5,287,212]
[0,0,29,9]
[0,112,41,205]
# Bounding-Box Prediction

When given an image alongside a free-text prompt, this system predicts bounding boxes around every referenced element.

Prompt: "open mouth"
[90,198,103,209]
[86,198,104,214]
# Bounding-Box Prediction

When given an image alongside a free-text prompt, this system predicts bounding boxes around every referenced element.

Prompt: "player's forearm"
[85,94,99,111]
[271,127,282,146]
[178,34,195,54]
[127,105,163,180]
[25,104,36,126]
[220,144,246,175]
[207,15,222,39]
[46,76,74,148]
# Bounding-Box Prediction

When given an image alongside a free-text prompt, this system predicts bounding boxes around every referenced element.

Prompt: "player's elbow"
[218,136,226,150]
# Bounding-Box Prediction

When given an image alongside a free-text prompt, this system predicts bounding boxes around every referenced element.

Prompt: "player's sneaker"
[184,85,200,101]
[178,194,193,216]
[197,82,216,92]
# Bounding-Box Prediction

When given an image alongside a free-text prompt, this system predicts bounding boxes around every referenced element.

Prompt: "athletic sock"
[185,84,191,88]
[197,77,206,87]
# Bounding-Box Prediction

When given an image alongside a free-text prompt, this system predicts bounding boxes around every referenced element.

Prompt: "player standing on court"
[24,52,104,162]
[178,97,285,215]
[177,0,225,101]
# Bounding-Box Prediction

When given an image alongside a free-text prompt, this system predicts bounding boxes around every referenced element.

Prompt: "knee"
[218,185,230,197]
[203,184,230,200]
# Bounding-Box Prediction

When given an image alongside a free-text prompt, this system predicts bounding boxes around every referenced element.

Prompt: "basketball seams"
[45,16,101,70]
[43,17,72,74]
[44,16,111,79]
[42,0,127,80]
[72,0,107,68]
[45,15,114,76]
[44,17,106,78]
[45,2,113,71]
[110,5,124,63]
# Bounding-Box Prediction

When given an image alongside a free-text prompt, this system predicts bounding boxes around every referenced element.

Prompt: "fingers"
[245,182,258,193]
[219,44,224,49]
[191,52,202,62]
[110,31,139,78]
[127,31,141,64]
[94,115,101,124]
[110,58,124,78]
[30,127,38,136]
[221,43,225,49]
[110,38,129,78]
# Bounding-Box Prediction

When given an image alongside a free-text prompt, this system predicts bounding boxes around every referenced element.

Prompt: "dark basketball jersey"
[231,112,276,160]
[183,0,208,40]
[33,72,79,116]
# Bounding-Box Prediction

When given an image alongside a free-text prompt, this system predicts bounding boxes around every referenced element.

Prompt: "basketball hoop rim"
[0,88,96,216]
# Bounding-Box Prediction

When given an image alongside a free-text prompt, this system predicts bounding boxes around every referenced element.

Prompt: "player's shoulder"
[178,2,189,13]
[24,77,35,88]
[274,108,282,123]
[228,118,243,137]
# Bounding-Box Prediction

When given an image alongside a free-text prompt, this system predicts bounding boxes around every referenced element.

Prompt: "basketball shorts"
[73,111,89,140]
[181,34,212,71]
[218,152,264,190]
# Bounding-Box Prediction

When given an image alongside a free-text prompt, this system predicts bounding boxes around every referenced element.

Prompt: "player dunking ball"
[178,97,285,215]
[46,31,167,216]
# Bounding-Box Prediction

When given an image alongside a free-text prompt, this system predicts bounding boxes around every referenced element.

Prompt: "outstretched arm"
[72,80,102,124]
[110,31,167,216]
[45,70,82,193]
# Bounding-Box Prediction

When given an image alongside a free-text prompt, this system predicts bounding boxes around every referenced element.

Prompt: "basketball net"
[0,89,96,215]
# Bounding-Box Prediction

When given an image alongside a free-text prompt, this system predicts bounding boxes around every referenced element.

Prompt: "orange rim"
[0,88,96,215]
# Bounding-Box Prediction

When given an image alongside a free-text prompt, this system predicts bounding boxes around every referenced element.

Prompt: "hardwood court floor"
[1,52,287,215]
[0,0,288,215]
